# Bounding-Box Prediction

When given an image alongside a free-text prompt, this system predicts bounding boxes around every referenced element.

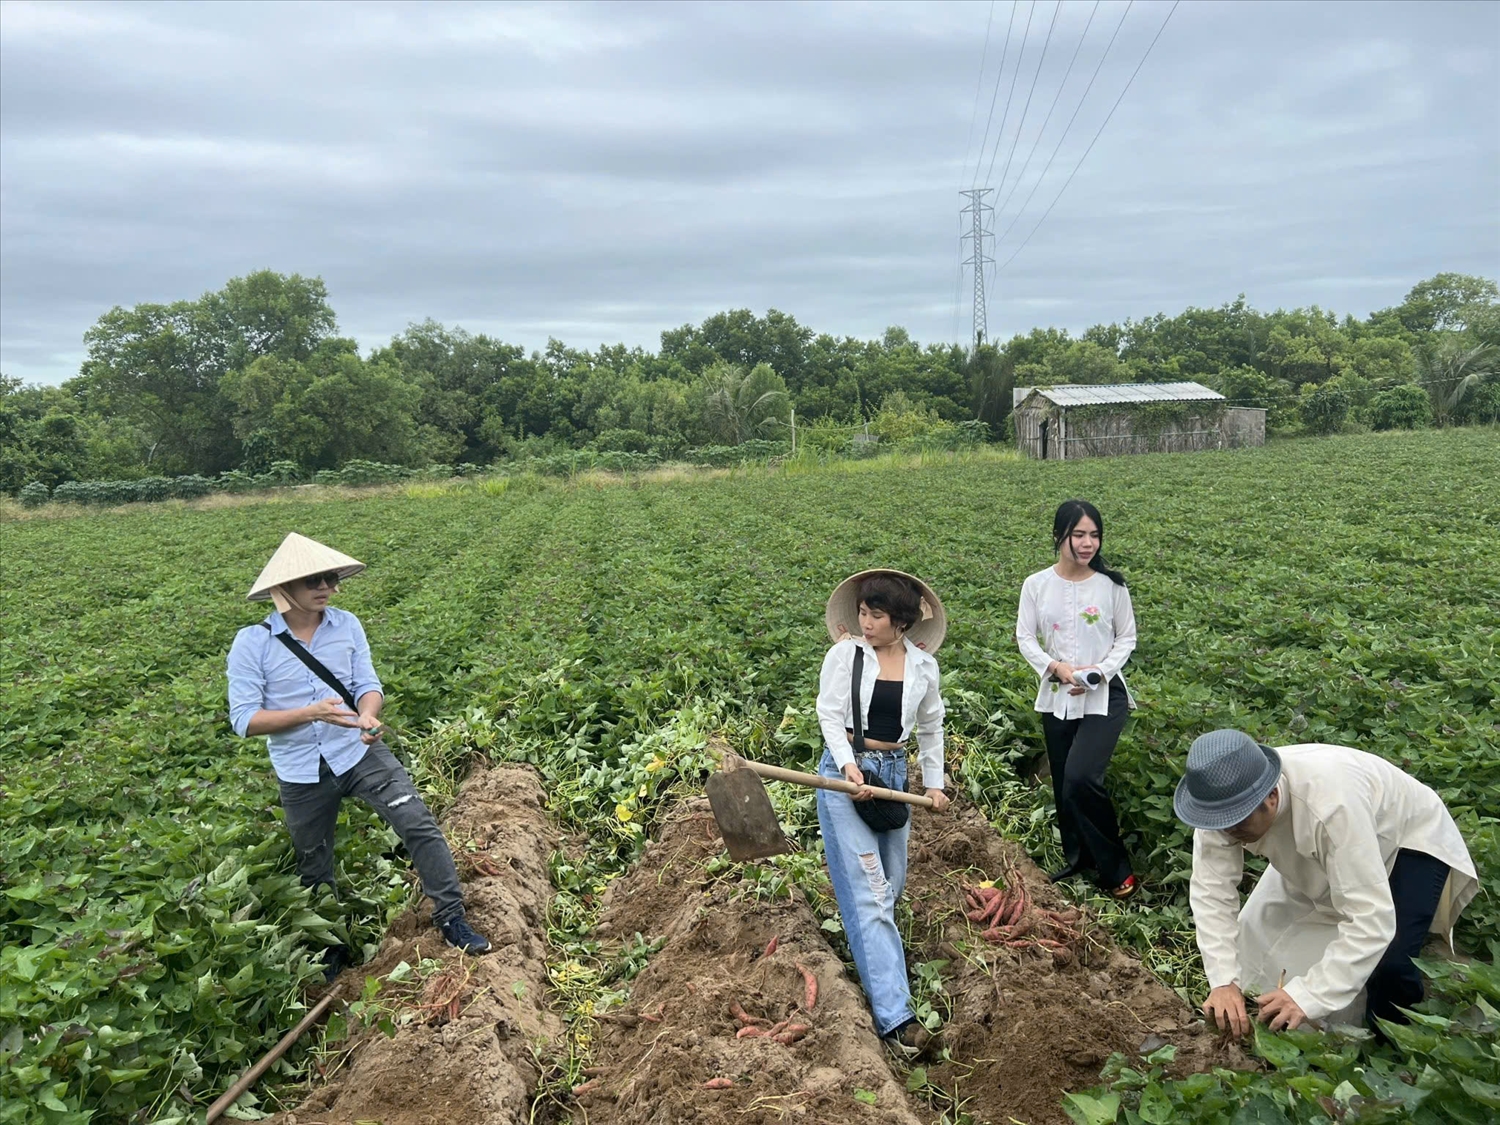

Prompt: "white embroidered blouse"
[1015,566,1137,719]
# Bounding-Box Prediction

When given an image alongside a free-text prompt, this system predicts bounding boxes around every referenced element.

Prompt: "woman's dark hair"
[1052,499,1127,586]
[858,574,924,631]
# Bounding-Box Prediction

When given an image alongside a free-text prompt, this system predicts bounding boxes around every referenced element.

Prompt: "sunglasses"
[302,572,342,590]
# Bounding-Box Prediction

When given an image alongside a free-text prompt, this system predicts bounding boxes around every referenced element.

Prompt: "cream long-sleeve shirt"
[1189,744,1478,1021]
[1015,566,1137,719]
[816,637,946,790]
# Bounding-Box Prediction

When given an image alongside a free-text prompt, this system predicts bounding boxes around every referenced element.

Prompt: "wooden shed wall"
[1013,401,1267,460]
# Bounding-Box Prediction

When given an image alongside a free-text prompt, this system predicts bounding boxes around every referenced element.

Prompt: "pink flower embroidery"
[1081,606,1102,626]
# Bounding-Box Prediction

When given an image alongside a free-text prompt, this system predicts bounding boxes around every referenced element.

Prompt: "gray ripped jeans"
[277,743,465,926]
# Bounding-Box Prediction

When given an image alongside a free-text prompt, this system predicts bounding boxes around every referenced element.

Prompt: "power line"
[991,0,1133,251]
[993,0,1101,218]
[970,1,1020,188]
[980,0,1038,191]
[959,1,998,186]
[987,0,1063,195]
[995,0,1181,273]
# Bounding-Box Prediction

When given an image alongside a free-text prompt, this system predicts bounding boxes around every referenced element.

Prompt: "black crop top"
[864,679,904,743]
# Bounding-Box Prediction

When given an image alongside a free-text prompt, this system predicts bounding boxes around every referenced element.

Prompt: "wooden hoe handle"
[738,760,935,809]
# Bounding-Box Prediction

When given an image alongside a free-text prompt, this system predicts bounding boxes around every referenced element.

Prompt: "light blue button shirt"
[227,606,384,783]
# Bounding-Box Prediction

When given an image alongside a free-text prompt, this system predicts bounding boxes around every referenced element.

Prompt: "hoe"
[705,739,933,862]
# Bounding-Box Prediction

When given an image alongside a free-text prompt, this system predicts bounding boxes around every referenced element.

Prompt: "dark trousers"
[1366,848,1450,1028]
[1040,678,1132,888]
[276,743,465,926]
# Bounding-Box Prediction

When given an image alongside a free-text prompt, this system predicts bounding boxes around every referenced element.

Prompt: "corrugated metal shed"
[1012,381,1224,408]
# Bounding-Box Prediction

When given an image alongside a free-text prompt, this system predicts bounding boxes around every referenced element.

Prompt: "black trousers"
[1366,848,1450,1029]
[1040,678,1131,888]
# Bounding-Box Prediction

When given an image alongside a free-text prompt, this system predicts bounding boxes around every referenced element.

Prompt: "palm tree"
[701,362,789,445]
[1418,337,1496,425]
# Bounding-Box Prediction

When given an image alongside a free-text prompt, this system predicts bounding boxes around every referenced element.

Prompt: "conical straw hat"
[247,533,365,602]
[825,569,947,654]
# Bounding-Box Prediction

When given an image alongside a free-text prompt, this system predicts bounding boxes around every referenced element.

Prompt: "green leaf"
[1062,1091,1120,1125]
[1252,1024,1305,1070]
[1143,1044,1178,1067]
[906,1067,928,1092]
[853,1088,878,1106]
[1228,1093,1290,1124]
[1457,1075,1500,1109]
[1138,1082,1174,1124]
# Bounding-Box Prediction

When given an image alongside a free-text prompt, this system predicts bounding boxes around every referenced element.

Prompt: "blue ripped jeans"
[816,748,913,1037]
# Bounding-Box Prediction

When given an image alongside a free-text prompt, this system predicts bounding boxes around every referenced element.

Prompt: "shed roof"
[1014,381,1224,409]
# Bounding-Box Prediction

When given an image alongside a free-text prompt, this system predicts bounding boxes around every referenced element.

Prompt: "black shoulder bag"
[258,621,361,713]
[850,646,910,833]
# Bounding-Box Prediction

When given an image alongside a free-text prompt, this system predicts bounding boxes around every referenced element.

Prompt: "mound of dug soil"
[267,765,562,1125]
[903,802,1247,1125]
[579,800,925,1125]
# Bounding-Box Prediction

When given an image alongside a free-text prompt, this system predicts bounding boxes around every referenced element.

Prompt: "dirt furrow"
[268,764,562,1125]
[576,800,925,1125]
[902,802,1248,1124]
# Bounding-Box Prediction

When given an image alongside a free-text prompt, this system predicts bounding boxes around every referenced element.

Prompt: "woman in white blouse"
[816,570,949,1057]
[1015,500,1140,900]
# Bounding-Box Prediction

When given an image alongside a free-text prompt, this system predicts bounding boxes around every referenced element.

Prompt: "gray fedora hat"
[1173,729,1282,830]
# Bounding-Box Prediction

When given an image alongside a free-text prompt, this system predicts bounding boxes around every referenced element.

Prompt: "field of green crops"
[3,429,1498,1124]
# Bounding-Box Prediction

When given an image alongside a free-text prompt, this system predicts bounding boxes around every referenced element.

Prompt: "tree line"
[2,270,1496,493]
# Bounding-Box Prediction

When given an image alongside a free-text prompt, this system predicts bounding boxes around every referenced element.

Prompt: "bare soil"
[576,799,926,1124]
[902,801,1248,1125]
[267,764,562,1125]
[263,774,1244,1125]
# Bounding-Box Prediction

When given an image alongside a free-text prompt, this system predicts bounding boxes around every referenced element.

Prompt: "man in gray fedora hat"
[1174,730,1476,1036]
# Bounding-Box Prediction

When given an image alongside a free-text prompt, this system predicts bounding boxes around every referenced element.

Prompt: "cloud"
[2,0,1496,384]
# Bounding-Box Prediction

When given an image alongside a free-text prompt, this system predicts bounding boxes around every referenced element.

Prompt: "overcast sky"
[2,0,1497,385]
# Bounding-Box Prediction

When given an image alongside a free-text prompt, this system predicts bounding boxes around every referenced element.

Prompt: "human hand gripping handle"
[842,763,876,801]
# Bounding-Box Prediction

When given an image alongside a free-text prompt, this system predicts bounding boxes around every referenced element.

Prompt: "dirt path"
[575,800,926,1124]
[268,764,562,1125]
[902,801,1246,1125]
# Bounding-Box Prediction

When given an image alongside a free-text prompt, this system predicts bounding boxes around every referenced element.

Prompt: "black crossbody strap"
[851,645,866,757]
[258,622,359,712]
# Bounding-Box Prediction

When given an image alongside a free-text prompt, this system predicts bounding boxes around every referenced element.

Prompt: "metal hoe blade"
[705,768,794,862]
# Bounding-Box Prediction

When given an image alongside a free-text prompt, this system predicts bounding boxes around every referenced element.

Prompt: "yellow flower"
[615,802,634,822]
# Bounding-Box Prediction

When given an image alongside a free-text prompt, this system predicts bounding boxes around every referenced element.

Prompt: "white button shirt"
[816,637,946,790]
[1189,744,1478,1021]
[1015,566,1137,719]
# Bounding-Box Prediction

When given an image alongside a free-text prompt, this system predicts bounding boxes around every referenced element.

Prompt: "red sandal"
[1109,874,1140,901]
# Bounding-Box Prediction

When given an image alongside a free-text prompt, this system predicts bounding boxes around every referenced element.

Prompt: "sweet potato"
[735,1025,766,1039]
[730,1001,767,1027]
[794,962,818,1010]
[705,1077,736,1089]
[763,935,779,958]
[773,1023,811,1045]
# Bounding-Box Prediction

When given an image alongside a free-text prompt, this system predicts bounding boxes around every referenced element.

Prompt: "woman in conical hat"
[815,569,949,1060]
[227,532,491,968]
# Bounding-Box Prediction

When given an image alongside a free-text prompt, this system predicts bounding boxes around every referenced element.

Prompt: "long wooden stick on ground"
[205,991,340,1123]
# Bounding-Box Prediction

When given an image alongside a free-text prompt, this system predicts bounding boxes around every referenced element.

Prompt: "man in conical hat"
[227,532,490,970]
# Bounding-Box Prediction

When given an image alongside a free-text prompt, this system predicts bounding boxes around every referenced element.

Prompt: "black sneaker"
[882,1019,933,1061]
[320,943,353,983]
[439,915,492,954]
